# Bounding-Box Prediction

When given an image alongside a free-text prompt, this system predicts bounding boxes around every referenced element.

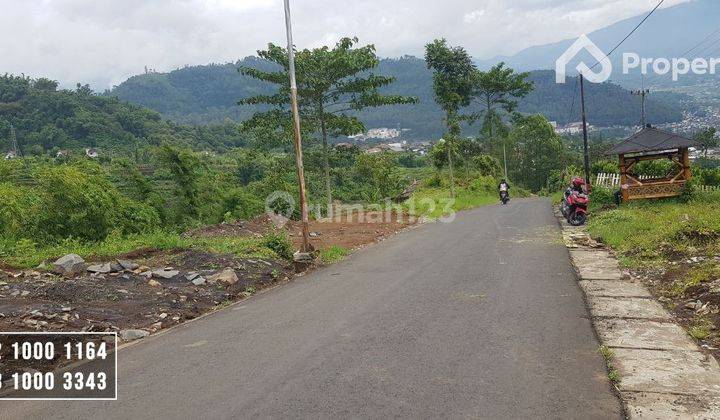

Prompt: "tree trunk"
[320,114,333,218]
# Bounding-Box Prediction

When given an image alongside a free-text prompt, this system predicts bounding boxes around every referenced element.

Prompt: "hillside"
[0,74,249,156]
[111,57,687,139]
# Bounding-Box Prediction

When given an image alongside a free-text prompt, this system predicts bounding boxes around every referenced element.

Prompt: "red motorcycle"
[560,178,589,226]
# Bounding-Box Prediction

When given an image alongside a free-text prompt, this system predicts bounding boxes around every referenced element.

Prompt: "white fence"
[594,172,719,192]
[595,173,651,188]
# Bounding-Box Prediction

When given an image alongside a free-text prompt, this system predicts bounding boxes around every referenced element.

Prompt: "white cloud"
[464,9,486,23]
[0,0,692,89]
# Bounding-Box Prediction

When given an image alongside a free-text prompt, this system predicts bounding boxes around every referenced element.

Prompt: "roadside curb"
[556,210,720,419]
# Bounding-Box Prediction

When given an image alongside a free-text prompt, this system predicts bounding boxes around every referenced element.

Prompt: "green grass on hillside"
[405,174,531,220]
[587,197,720,265]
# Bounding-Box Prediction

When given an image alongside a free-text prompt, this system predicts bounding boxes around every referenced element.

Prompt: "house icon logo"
[556,34,612,84]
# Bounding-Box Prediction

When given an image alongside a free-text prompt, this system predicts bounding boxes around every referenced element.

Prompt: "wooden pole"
[580,74,591,188]
[284,0,311,252]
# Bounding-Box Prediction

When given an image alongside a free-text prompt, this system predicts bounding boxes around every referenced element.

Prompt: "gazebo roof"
[606,126,700,156]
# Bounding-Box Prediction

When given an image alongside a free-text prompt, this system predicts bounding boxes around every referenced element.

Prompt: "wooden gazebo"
[607,126,700,201]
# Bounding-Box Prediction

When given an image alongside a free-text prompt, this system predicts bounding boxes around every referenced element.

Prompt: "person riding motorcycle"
[498,179,510,201]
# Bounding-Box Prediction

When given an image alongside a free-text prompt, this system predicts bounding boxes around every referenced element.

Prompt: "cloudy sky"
[0,0,690,89]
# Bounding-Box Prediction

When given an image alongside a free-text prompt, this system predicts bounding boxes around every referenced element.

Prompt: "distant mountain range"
[478,0,720,88]
[109,0,720,140]
[110,57,687,140]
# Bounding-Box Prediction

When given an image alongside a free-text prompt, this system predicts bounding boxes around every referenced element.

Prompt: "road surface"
[3,198,622,419]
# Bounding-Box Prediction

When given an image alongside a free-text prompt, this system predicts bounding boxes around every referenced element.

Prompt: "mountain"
[110,56,687,140]
[477,0,720,88]
[0,74,249,156]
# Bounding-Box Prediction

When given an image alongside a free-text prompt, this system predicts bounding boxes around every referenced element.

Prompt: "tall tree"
[507,115,566,192]
[473,63,533,138]
[472,63,533,178]
[694,127,718,158]
[238,37,416,215]
[424,39,476,197]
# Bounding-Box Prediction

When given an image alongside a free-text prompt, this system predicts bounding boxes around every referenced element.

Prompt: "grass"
[319,245,349,264]
[598,345,620,385]
[587,199,720,266]
[0,231,279,269]
[668,262,720,298]
[404,173,532,220]
[406,187,499,219]
[689,317,714,340]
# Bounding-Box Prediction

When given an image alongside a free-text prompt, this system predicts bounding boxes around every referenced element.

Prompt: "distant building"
[56,150,69,159]
[555,122,593,135]
[85,148,99,159]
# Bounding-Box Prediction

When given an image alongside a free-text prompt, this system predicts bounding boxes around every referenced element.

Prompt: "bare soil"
[0,209,416,366]
[629,257,720,361]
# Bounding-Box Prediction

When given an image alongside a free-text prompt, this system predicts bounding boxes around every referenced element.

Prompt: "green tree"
[508,115,566,192]
[471,63,533,178]
[694,127,718,157]
[424,39,477,197]
[238,37,416,216]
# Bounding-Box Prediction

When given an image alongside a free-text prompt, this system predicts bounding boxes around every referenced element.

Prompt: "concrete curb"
[556,211,720,419]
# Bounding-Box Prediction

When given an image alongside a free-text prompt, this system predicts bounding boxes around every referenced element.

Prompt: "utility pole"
[502,140,508,180]
[283,0,311,253]
[631,89,650,127]
[10,124,19,157]
[579,74,591,188]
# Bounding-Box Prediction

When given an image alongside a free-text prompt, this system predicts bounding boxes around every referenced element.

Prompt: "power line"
[589,0,666,70]
[679,25,720,58]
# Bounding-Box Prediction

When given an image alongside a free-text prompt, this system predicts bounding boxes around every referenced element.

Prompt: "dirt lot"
[0,210,416,359]
[190,210,417,250]
[631,257,720,360]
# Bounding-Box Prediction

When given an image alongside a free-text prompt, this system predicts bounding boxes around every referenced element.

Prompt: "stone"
[52,254,86,276]
[579,280,652,298]
[588,297,670,320]
[159,313,167,319]
[148,279,162,287]
[569,249,623,280]
[207,268,238,285]
[185,272,199,281]
[595,318,699,351]
[87,263,114,274]
[191,277,206,286]
[623,391,720,419]
[119,329,149,341]
[117,259,139,271]
[152,269,179,279]
[293,251,314,263]
[614,348,720,396]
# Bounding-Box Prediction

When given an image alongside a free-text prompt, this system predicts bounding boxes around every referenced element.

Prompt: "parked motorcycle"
[500,190,510,205]
[560,188,589,226]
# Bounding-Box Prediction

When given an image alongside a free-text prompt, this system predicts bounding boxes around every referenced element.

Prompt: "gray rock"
[87,263,114,274]
[191,277,206,286]
[52,254,86,276]
[207,268,238,285]
[119,329,149,341]
[152,269,179,279]
[117,259,139,271]
[185,272,199,281]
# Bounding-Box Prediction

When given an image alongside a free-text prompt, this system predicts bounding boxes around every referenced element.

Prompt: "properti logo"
[556,34,720,84]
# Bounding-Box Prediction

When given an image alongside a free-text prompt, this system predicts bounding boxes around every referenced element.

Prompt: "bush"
[34,165,160,242]
[221,188,264,222]
[262,230,294,260]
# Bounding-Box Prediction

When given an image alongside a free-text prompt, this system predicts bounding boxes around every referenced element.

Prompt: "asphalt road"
[3,198,622,419]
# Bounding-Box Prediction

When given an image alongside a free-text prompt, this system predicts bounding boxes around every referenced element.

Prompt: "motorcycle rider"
[498,179,510,201]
